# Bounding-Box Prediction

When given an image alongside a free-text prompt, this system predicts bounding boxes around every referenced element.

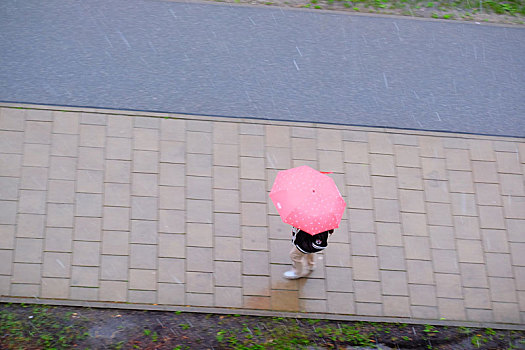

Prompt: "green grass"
[293,0,525,20]
[213,317,380,349]
[314,324,374,346]
[423,324,440,333]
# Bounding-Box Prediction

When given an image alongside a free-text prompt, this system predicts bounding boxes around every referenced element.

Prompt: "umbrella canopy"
[269,165,346,235]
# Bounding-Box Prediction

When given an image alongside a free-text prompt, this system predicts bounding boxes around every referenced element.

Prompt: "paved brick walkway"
[0,104,524,328]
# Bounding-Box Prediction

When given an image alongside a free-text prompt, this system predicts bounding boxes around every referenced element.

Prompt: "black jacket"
[292,227,333,254]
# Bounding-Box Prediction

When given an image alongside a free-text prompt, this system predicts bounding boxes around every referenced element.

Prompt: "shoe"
[283,270,302,280]
[301,269,313,277]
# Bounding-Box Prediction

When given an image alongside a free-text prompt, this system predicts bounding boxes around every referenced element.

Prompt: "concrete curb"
[2,296,524,331]
[1,102,523,141]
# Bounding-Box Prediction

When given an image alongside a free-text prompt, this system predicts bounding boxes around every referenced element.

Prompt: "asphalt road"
[1,0,524,137]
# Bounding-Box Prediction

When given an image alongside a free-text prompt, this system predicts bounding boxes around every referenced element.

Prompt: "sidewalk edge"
[1,102,523,141]
[1,297,524,331]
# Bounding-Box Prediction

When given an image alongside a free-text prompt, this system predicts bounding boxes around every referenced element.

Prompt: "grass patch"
[0,304,90,349]
[251,0,525,24]
[1,303,524,349]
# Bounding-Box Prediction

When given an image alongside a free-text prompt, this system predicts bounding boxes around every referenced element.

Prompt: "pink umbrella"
[269,165,346,235]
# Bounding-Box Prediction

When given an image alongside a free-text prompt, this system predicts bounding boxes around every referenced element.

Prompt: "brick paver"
[0,104,524,328]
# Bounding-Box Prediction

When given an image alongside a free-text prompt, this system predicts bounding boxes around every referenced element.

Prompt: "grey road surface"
[1,0,524,137]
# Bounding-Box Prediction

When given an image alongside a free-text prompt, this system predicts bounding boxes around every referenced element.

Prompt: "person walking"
[268,165,345,280]
[284,226,333,279]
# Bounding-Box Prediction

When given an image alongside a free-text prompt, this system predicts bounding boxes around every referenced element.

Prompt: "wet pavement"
[0,104,524,329]
[1,0,525,137]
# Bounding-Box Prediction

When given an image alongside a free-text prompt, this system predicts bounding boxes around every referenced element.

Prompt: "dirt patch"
[1,303,524,349]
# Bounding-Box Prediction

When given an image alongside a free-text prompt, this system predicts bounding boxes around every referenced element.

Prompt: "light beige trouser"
[289,246,315,276]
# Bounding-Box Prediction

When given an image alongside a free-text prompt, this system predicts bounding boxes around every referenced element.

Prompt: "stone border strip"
[1,296,524,331]
[1,102,523,142]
